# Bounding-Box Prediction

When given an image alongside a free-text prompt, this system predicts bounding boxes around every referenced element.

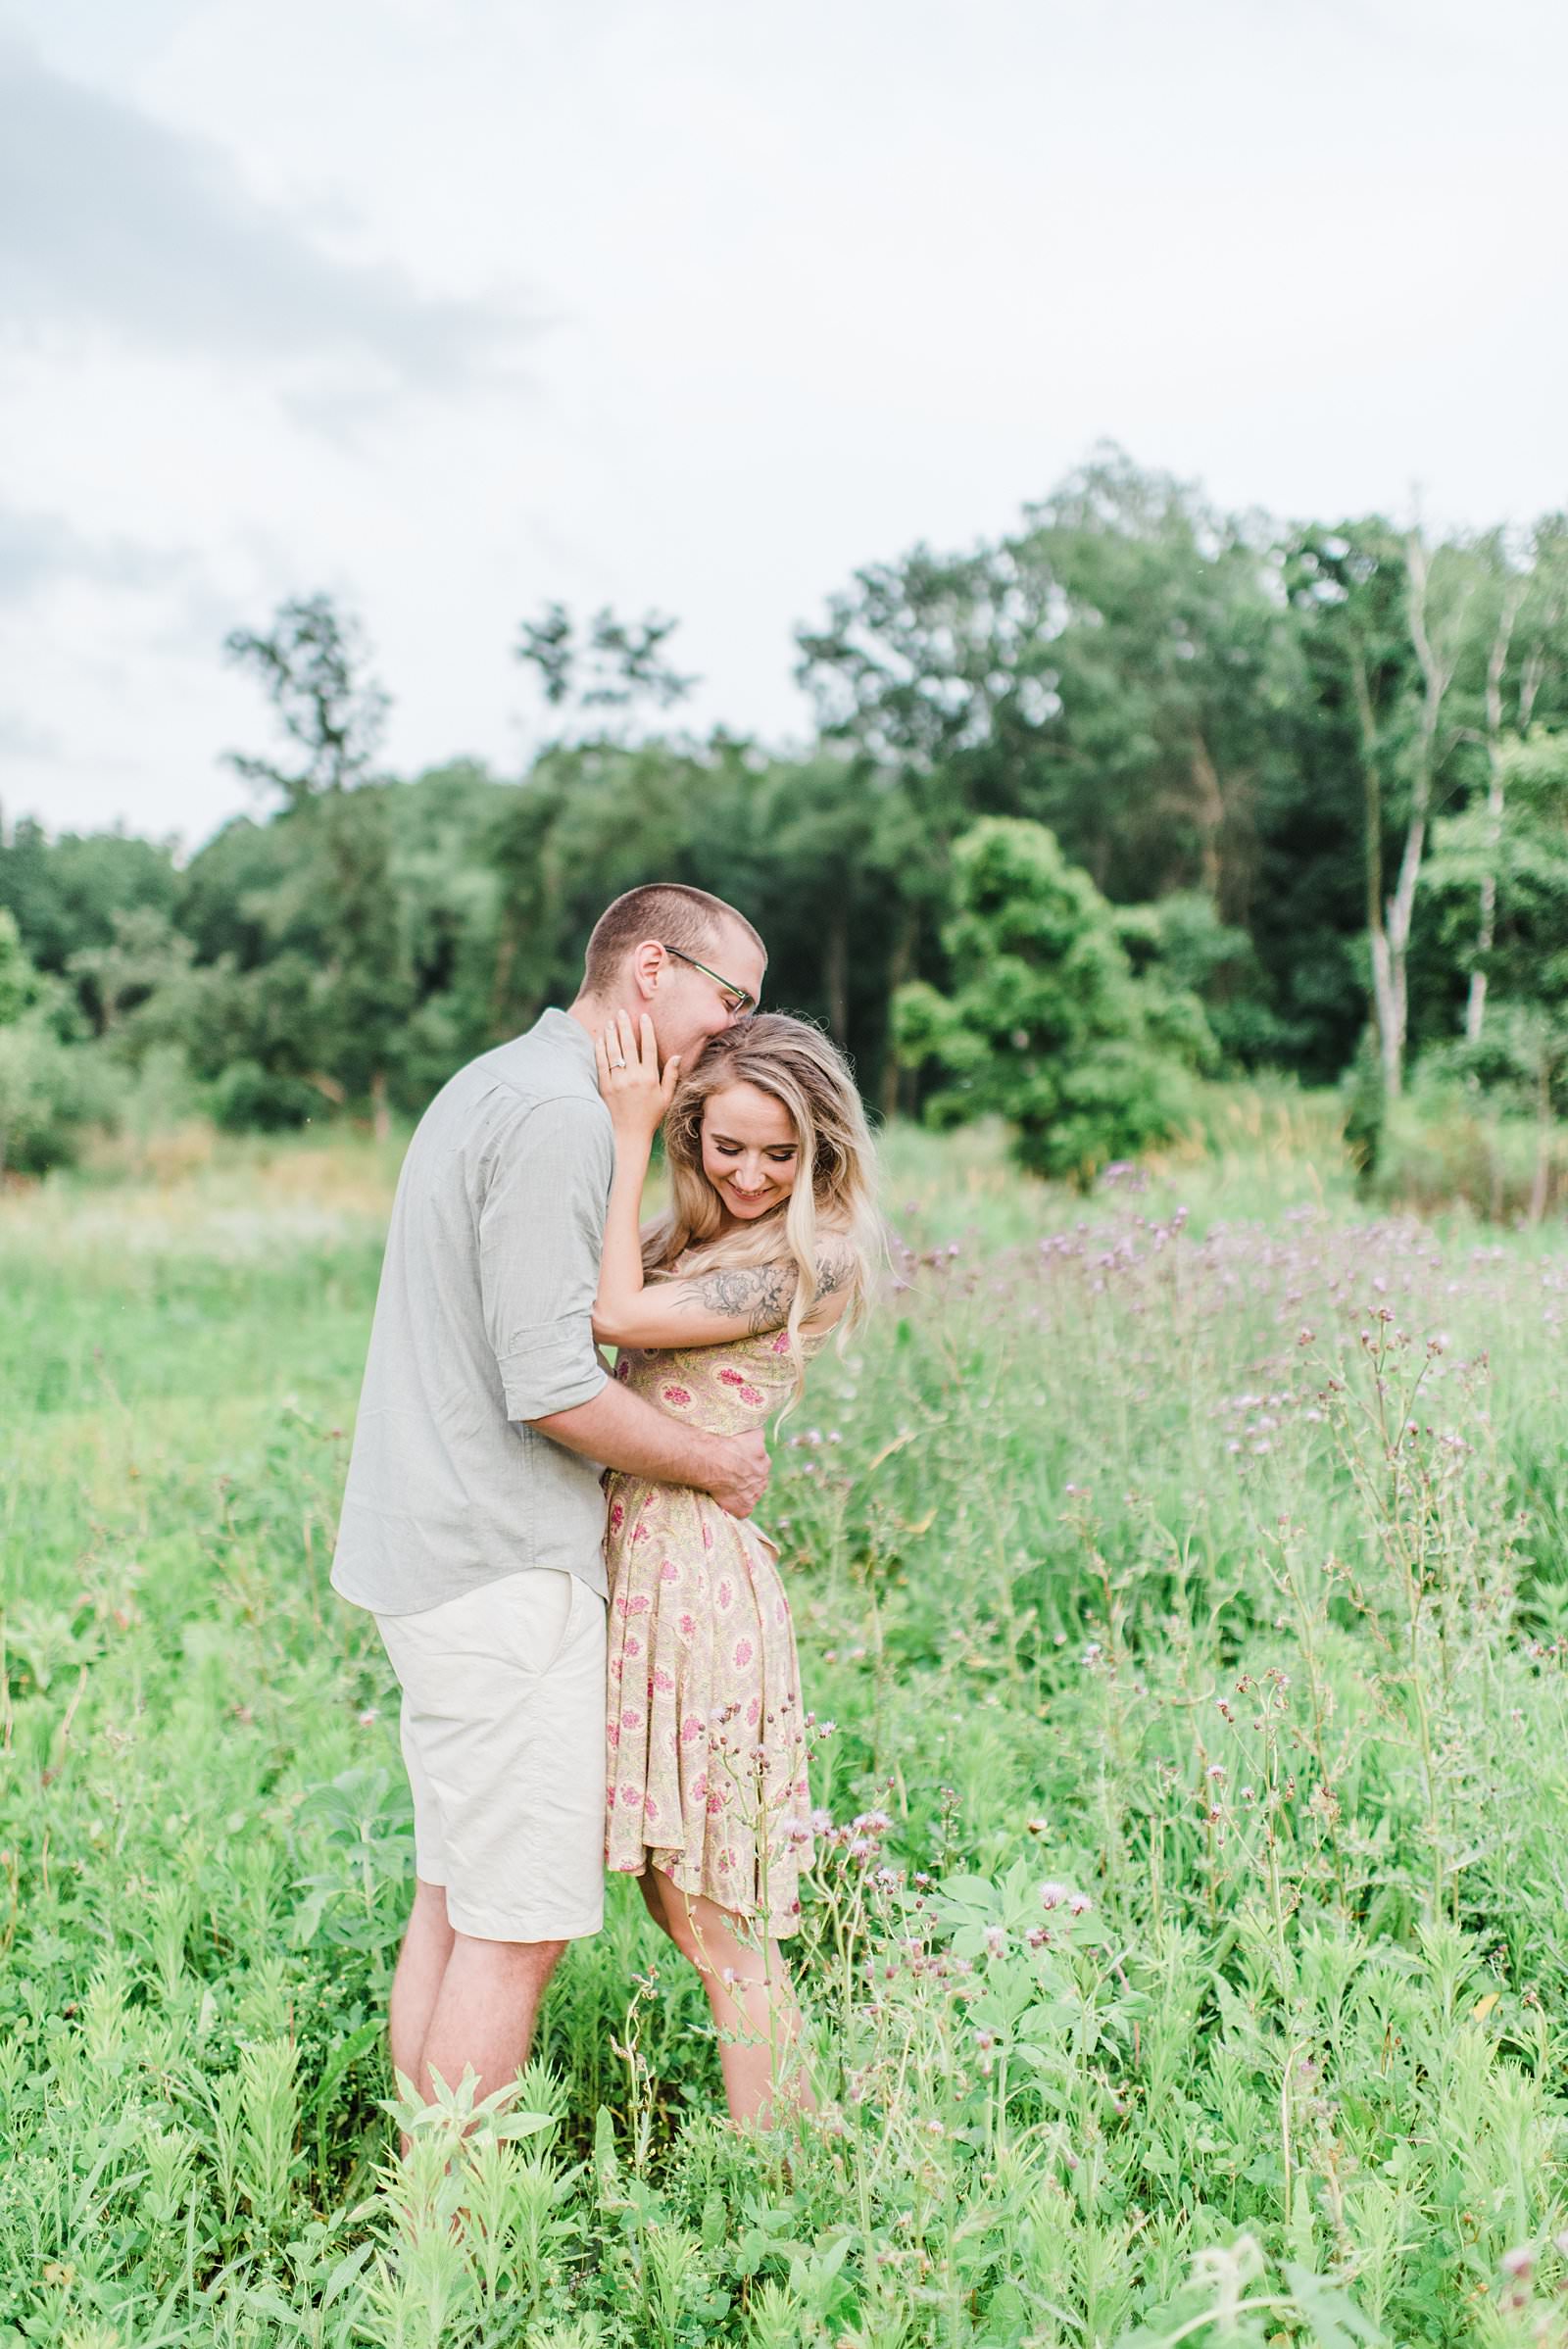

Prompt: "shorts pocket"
[497,1569,581,1680]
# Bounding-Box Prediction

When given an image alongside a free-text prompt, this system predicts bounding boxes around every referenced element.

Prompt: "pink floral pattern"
[602,1310,827,1937]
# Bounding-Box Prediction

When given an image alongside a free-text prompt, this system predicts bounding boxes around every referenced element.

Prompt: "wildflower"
[1500,2246,1534,2280]
[356,1708,378,1726]
[1039,1881,1071,1910]
[1067,1891,1092,1916]
[983,1925,1007,1958]
[1205,1762,1226,1783]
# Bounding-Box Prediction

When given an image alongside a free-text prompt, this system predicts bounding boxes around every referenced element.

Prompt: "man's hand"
[529,1381,772,1519]
[703,1429,770,1519]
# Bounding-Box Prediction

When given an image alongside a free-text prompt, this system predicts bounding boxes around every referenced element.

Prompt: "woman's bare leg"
[638,1866,815,2127]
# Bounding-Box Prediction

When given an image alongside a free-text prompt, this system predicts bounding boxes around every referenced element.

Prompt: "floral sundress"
[602,1316,828,1938]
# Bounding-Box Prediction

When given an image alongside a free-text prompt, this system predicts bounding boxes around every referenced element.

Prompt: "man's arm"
[530,1381,769,1519]
[478,1093,614,1422]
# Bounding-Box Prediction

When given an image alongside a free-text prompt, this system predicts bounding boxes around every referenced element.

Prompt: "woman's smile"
[701,1082,801,1222]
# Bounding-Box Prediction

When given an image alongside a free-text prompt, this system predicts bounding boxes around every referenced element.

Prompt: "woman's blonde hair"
[642,1013,881,1394]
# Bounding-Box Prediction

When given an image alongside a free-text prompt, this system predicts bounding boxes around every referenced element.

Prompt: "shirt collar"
[536,1005,599,1074]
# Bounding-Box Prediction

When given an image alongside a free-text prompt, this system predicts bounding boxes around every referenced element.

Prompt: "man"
[331,882,768,2108]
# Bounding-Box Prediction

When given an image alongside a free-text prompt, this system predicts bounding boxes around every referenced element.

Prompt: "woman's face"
[700,1082,800,1223]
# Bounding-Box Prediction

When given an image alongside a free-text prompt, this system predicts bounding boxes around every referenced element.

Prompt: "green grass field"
[4,1116,1568,2347]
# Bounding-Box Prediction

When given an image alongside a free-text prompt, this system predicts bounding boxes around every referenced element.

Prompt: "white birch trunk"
[1385,532,1469,1093]
[1465,581,1522,1044]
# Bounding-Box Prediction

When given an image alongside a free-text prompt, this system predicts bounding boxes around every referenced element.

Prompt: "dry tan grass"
[1,1129,401,1262]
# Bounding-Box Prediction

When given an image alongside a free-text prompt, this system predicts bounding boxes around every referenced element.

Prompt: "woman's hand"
[594,1009,680,1144]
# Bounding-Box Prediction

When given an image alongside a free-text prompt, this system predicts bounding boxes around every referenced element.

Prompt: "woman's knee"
[636,1867,668,1931]
[663,1890,769,1985]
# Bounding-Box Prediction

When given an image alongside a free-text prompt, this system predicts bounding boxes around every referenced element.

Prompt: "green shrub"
[895,817,1215,1183]
[209,1056,321,1133]
[1373,1083,1568,1220]
[0,1015,120,1177]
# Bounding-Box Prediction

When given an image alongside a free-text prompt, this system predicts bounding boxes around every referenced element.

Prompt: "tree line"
[3,447,1568,1182]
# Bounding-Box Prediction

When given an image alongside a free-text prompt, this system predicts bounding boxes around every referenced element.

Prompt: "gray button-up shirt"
[331,1008,614,1616]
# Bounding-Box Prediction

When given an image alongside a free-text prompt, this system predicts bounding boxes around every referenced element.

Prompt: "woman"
[589,1008,878,2127]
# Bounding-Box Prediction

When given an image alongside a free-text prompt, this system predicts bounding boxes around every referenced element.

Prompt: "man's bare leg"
[416,1933,566,2108]
[390,1878,457,2088]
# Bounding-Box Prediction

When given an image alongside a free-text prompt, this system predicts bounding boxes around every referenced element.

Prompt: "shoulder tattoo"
[812,1240,854,1297]
[686,1261,798,1335]
[683,1242,855,1334]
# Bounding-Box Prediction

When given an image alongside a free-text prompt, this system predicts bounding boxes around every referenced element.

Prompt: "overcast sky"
[3,0,1566,851]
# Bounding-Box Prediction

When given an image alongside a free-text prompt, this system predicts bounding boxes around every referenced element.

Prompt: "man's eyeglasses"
[659,944,757,1019]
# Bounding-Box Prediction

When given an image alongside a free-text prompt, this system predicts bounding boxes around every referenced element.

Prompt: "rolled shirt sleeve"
[478,1093,614,1423]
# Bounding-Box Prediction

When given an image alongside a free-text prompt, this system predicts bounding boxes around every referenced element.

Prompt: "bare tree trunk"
[879,911,917,1122]
[1350,643,1403,1101]
[1531,1057,1552,1225]
[489,931,517,1039]
[1382,531,1468,1092]
[1465,580,1522,1044]
[823,905,850,1045]
[1190,733,1225,904]
[371,1066,390,1145]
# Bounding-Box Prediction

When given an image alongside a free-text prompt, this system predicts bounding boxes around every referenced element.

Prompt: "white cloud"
[0,39,529,396]
[0,507,188,603]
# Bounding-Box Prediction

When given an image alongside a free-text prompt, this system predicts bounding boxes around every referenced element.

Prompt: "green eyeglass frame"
[659,944,758,1018]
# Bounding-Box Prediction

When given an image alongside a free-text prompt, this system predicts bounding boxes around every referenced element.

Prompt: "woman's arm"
[592,1008,678,1340]
[593,1247,855,1349]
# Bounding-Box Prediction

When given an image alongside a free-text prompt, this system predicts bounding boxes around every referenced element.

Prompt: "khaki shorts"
[375,1569,607,1943]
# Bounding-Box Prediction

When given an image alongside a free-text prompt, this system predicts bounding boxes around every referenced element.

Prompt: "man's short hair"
[583,884,763,996]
